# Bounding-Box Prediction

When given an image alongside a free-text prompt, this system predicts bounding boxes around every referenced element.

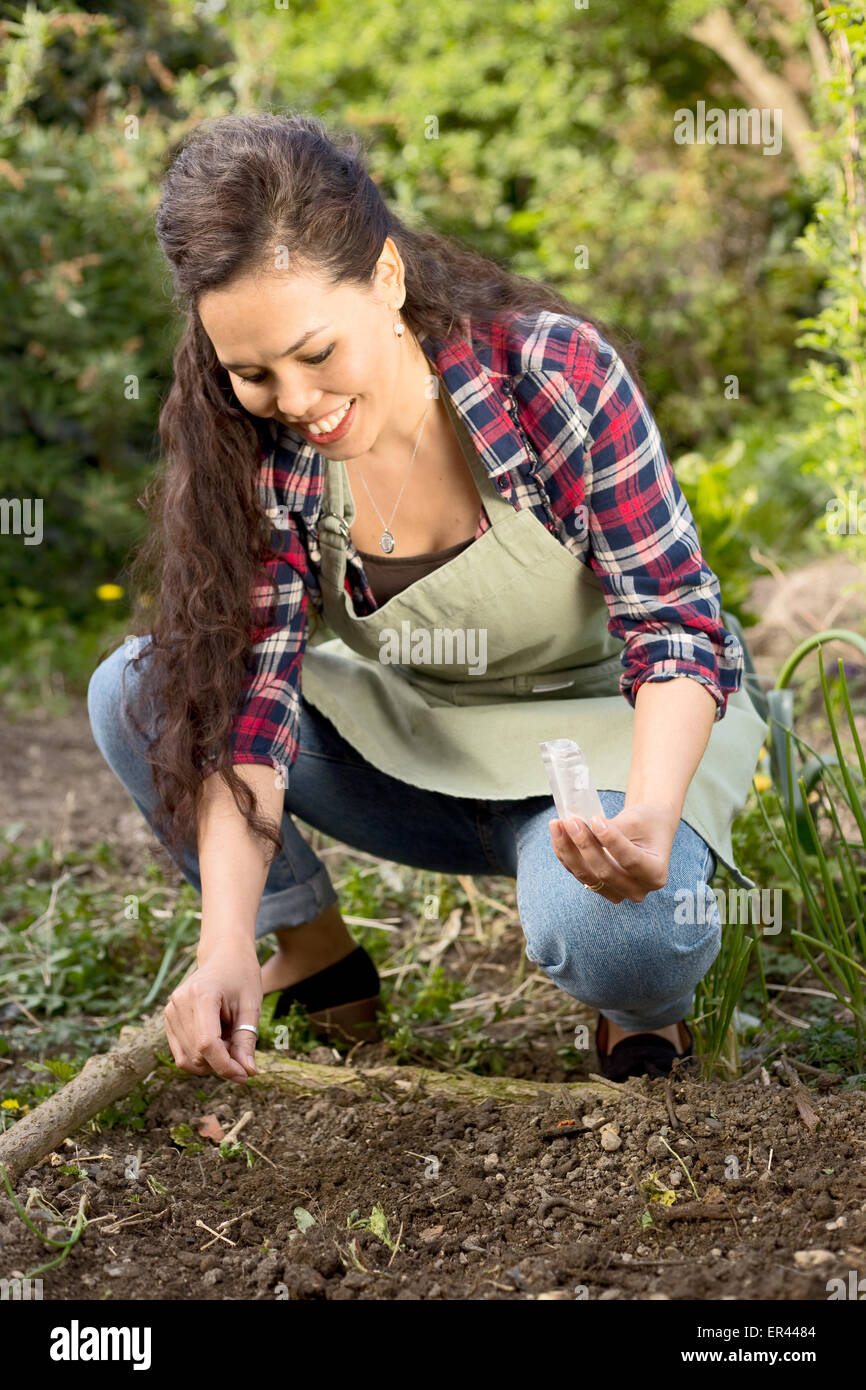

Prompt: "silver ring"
[232,1024,259,1037]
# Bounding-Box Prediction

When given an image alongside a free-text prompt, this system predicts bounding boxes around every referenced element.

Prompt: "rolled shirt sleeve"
[580,345,743,721]
[228,531,310,778]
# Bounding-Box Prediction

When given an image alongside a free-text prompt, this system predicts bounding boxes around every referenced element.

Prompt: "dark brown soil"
[0,705,158,870]
[3,1061,865,1301]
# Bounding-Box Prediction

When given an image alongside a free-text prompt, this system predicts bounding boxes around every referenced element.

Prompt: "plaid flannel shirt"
[225,310,743,777]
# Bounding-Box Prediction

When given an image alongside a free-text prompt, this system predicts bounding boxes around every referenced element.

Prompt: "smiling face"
[197,239,432,458]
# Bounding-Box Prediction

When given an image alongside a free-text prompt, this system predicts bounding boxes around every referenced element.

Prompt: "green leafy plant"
[788,3,866,557]
[755,651,866,1068]
[169,1123,205,1155]
[346,1202,397,1251]
[0,829,201,1059]
[690,904,755,1080]
[256,993,321,1054]
[219,1140,254,1167]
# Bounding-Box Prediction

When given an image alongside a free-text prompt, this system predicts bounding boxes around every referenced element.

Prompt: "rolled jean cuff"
[599,988,696,1034]
[253,864,339,940]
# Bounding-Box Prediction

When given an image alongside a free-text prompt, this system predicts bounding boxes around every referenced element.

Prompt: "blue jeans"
[86,638,721,1032]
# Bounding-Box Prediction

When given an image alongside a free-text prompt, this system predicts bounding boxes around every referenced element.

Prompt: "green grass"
[0,825,551,1117]
[0,823,202,1051]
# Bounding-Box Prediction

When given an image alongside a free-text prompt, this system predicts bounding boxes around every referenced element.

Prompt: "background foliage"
[0,0,863,706]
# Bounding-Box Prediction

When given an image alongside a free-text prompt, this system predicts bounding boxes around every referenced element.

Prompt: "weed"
[0,1162,89,1278]
[346,1202,396,1251]
[219,1140,254,1167]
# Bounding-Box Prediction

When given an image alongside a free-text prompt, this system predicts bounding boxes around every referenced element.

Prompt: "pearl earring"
[393,309,405,337]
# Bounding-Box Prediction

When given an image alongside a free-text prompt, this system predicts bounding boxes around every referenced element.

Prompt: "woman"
[87,110,767,1086]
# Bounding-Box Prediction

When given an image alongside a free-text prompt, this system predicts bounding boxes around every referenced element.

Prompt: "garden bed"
[3,1057,865,1301]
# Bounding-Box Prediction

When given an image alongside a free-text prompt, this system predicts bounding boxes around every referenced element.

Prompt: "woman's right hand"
[172,758,282,1081]
[163,942,263,1082]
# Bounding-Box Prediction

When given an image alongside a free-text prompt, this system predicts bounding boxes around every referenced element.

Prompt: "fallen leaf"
[294,1207,316,1233]
[196,1114,225,1143]
[651,1188,677,1206]
[778,1058,821,1133]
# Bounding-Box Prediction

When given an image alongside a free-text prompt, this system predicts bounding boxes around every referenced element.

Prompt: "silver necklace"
[356,396,433,553]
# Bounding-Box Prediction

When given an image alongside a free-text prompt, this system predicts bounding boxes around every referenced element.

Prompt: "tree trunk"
[689,7,818,176]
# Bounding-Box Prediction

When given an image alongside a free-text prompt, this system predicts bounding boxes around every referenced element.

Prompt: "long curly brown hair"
[117,109,642,866]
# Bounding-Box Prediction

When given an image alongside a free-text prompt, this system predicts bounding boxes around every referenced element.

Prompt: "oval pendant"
[380,531,396,554]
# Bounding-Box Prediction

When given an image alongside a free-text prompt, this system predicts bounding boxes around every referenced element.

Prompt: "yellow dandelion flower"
[96,583,124,601]
[1,1098,21,1109]
[753,774,772,793]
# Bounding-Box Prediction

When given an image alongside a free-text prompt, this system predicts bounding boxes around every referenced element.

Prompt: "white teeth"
[306,398,353,435]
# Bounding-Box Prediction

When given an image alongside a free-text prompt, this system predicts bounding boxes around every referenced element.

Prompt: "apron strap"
[440,388,520,525]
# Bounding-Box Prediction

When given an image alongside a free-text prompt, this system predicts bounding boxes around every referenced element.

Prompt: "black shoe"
[265,944,382,1046]
[595,1014,693,1081]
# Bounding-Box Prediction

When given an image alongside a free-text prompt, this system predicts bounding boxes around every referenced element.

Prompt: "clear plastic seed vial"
[539,738,604,825]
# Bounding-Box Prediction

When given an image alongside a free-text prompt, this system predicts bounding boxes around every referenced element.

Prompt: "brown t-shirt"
[357,535,474,608]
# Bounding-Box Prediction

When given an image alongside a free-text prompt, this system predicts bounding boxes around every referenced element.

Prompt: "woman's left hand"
[549,802,679,903]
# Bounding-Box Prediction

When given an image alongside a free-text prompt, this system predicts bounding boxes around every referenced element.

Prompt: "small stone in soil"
[794,1249,834,1269]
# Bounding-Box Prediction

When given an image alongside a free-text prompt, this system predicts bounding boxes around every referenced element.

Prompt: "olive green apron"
[300,389,768,888]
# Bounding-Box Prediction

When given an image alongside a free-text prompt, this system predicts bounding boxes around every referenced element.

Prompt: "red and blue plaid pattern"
[227,311,743,774]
